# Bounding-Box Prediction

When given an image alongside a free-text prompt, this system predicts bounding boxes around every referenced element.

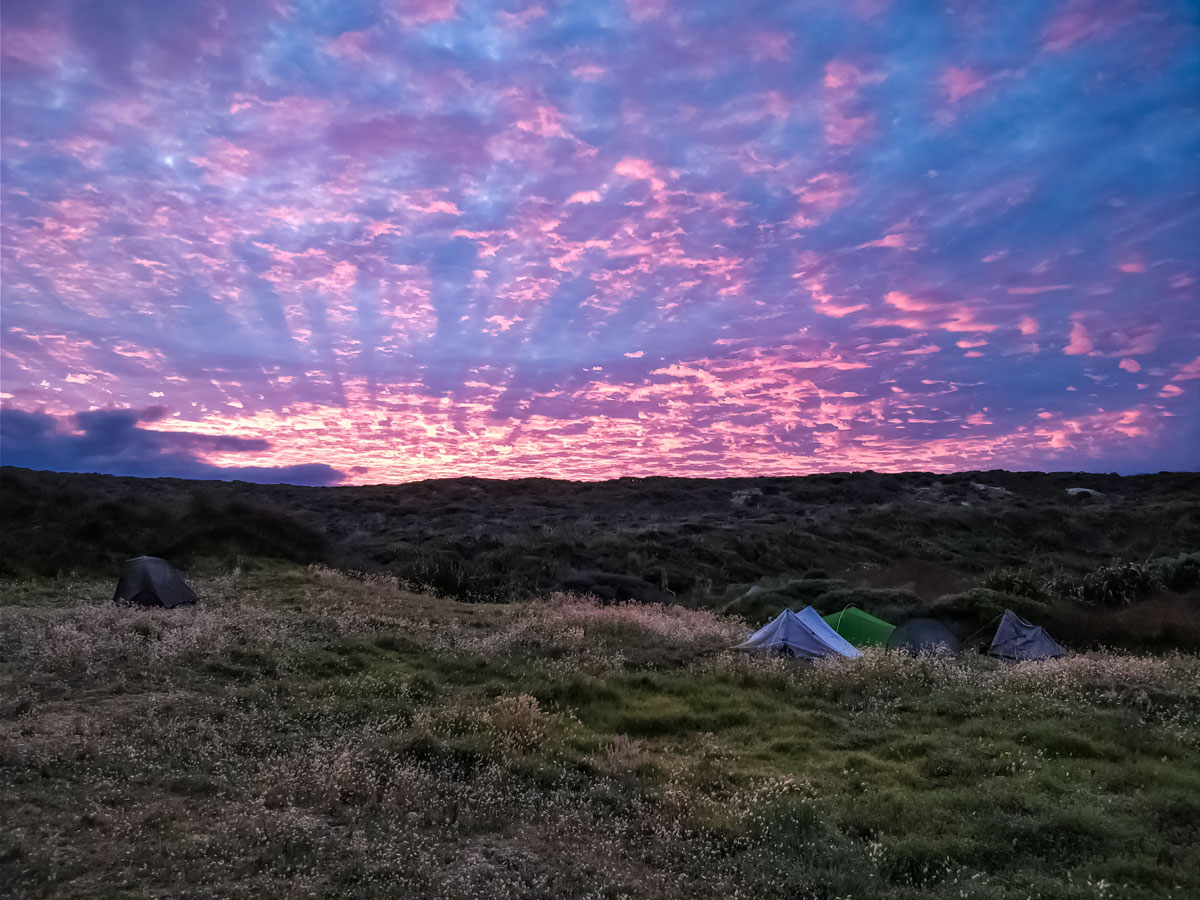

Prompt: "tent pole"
[962,613,1004,648]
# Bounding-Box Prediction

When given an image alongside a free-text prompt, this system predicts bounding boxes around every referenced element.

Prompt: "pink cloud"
[1119,358,1141,373]
[1117,260,1146,273]
[824,110,873,146]
[1113,328,1157,356]
[188,138,254,181]
[1,25,72,73]
[1018,316,1039,336]
[943,67,987,103]
[1008,284,1070,295]
[823,61,882,90]
[627,0,669,22]
[793,254,867,318]
[567,190,603,204]
[325,29,375,63]
[615,157,666,192]
[406,199,460,215]
[822,61,882,147]
[792,172,854,223]
[516,104,569,139]
[392,0,458,26]
[884,291,934,312]
[1172,356,1200,381]
[856,232,918,250]
[572,64,606,81]
[1158,384,1184,397]
[497,5,547,29]
[1063,316,1093,355]
[957,339,988,349]
[749,31,791,62]
[1042,2,1117,53]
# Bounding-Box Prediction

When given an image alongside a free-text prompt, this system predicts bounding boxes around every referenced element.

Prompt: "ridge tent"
[735,607,862,659]
[988,609,1066,661]
[111,557,198,608]
[822,605,896,648]
[886,618,961,654]
[793,606,863,658]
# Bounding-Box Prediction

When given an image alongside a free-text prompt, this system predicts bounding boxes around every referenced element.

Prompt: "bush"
[982,568,1049,602]
[812,587,925,623]
[936,588,1054,629]
[1145,552,1200,593]
[1051,564,1156,607]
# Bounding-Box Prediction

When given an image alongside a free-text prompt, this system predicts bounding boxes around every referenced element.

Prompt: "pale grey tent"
[988,609,1066,661]
[111,557,198,608]
[736,607,861,660]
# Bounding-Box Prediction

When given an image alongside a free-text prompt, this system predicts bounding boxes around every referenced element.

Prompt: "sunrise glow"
[2,1,1197,483]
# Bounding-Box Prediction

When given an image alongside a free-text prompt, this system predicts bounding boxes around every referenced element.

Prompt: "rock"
[730,488,763,507]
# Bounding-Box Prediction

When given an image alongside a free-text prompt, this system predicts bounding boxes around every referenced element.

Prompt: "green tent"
[822,605,896,647]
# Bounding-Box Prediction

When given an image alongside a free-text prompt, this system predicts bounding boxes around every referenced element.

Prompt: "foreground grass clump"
[2,564,1199,899]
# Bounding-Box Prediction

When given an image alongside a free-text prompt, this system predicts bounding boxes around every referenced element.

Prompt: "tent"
[822,605,896,647]
[736,607,862,659]
[988,609,1066,661]
[886,618,961,654]
[111,557,198,608]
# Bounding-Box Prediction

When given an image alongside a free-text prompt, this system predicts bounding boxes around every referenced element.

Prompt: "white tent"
[736,606,862,659]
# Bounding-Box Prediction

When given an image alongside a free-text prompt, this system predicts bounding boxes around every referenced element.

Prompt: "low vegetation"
[3,466,1199,648]
[3,564,1199,899]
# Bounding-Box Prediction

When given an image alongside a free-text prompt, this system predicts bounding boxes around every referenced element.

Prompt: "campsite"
[2,0,1197,896]
[2,467,1199,899]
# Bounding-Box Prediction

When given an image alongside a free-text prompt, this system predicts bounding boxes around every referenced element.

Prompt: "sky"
[1,0,1198,485]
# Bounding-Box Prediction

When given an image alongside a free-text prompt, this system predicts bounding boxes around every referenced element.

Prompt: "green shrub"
[981,568,1049,601]
[1058,563,1157,607]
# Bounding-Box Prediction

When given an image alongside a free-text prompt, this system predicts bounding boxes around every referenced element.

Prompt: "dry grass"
[2,565,1198,899]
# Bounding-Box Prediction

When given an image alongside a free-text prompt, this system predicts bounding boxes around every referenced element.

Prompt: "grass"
[3,563,1198,899]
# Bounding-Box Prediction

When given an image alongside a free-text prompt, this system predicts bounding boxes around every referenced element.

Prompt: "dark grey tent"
[988,609,1066,661]
[111,557,198,608]
[886,618,962,654]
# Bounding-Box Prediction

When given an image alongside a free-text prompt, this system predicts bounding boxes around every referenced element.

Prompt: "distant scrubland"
[3,466,1198,649]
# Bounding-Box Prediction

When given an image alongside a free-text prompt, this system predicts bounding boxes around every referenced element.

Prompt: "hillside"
[2,466,1198,649]
[2,565,1199,899]
[3,469,1200,898]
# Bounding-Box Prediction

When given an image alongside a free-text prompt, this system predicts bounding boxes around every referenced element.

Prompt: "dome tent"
[822,605,896,647]
[886,618,961,654]
[735,607,862,660]
[111,557,198,608]
[988,609,1066,661]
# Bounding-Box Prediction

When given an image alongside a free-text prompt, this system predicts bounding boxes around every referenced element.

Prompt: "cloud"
[0,407,346,485]
[1,0,1196,479]
[567,190,603,204]
[1063,316,1094,355]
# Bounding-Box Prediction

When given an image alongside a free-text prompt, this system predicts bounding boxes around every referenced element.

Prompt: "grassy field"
[3,562,1198,899]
